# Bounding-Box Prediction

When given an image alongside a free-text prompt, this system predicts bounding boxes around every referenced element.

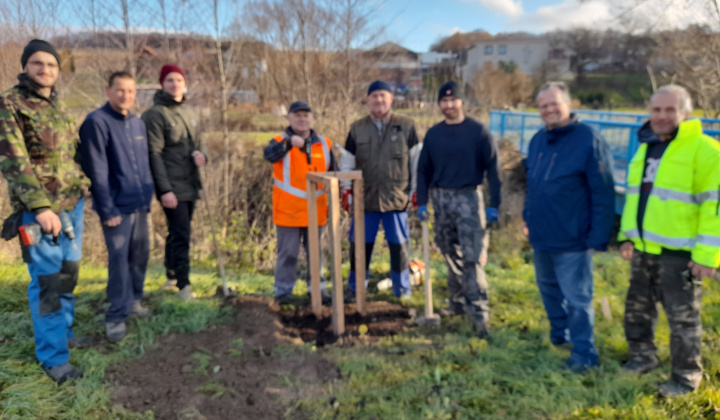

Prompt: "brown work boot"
[177,285,197,301]
[130,301,152,318]
[106,322,127,343]
[159,279,177,290]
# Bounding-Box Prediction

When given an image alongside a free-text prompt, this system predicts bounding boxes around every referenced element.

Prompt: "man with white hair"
[524,81,616,372]
[619,84,720,397]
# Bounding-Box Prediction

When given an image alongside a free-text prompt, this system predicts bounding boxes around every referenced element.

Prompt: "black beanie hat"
[21,39,61,69]
[367,80,392,96]
[438,81,461,102]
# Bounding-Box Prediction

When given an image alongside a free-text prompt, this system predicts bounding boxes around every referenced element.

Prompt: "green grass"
[0,263,272,419]
[295,252,720,419]
[4,252,720,419]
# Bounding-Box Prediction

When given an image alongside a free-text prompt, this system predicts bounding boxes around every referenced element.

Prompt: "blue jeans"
[534,249,598,364]
[102,211,150,323]
[22,199,85,368]
[349,211,410,297]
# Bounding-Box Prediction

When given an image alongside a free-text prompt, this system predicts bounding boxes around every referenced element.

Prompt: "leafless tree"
[616,0,720,115]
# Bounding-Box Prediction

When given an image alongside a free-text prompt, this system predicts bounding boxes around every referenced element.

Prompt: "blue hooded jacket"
[523,115,616,252]
[80,103,154,221]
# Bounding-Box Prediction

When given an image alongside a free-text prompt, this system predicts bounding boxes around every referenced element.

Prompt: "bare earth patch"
[277,300,412,346]
[106,296,339,420]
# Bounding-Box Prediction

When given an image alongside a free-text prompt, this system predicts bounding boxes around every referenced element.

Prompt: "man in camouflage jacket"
[0,39,90,384]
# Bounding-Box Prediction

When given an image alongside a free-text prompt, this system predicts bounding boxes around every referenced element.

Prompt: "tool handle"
[422,221,433,318]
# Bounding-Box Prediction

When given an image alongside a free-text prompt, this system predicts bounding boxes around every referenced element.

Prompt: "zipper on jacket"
[544,153,557,181]
[126,119,144,191]
[717,185,720,215]
[531,152,544,178]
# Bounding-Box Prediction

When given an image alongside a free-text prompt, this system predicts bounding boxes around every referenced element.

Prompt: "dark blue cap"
[367,80,392,96]
[288,101,311,114]
[438,81,461,102]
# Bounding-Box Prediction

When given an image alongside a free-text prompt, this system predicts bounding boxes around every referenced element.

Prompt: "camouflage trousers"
[624,251,703,389]
[431,187,489,323]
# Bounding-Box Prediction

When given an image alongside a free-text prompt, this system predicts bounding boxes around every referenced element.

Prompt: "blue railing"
[489,110,720,213]
[570,110,720,129]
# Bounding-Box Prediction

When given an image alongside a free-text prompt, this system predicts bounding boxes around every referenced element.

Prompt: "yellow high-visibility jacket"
[619,119,720,267]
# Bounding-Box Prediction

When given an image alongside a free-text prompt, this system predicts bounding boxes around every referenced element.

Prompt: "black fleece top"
[416,117,501,208]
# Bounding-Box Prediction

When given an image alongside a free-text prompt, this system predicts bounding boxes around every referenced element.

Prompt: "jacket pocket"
[355,138,372,162]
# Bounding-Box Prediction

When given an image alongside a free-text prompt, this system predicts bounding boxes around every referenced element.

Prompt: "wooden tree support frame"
[306,170,365,336]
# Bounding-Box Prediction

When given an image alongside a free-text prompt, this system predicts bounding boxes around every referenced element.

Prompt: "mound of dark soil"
[277,300,412,346]
[106,296,339,420]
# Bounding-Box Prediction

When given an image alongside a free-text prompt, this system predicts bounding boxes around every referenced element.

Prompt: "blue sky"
[374,0,713,52]
[379,0,562,52]
[3,0,709,53]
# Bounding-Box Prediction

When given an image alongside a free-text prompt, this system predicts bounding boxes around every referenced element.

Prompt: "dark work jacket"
[523,115,616,252]
[79,103,153,221]
[142,91,203,202]
[345,113,419,212]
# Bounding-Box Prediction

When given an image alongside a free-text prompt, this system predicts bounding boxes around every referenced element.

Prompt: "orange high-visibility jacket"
[272,134,332,227]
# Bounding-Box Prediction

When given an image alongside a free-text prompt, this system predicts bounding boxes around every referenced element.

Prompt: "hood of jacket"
[637,120,679,144]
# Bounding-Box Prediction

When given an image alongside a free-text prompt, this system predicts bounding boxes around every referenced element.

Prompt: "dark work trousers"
[275,225,326,299]
[431,187,489,323]
[102,211,150,323]
[624,251,703,389]
[163,200,195,289]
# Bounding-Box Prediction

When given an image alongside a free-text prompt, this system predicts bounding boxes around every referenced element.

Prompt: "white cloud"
[614,0,715,30]
[463,0,524,17]
[505,0,613,31]
[504,0,715,32]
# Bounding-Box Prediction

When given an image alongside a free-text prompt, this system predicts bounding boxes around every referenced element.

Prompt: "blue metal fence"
[489,110,720,213]
[569,110,720,129]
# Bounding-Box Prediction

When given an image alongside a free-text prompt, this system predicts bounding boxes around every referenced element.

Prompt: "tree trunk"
[214,0,230,215]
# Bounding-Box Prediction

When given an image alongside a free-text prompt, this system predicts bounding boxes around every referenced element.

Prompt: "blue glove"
[486,207,499,223]
[418,205,429,221]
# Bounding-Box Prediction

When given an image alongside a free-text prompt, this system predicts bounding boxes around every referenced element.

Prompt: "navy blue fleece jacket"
[80,103,154,221]
[523,116,616,252]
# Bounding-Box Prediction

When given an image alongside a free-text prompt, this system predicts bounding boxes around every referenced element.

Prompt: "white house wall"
[462,39,552,83]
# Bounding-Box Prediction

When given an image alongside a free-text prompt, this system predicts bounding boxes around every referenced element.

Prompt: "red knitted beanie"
[159,64,186,84]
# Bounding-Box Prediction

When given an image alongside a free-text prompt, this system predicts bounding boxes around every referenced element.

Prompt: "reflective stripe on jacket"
[272,134,332,227]
[619,119,720,267]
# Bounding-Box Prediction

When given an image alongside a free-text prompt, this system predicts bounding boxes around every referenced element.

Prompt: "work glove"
[486,207,499,223]
[341,189,353,212]
[418,205,429,221]
[412,192,418,209]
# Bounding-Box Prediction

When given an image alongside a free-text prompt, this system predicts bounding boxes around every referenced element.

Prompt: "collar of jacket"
[544,113,580,143]
[153,90,184,107]
[102,102,135,120]
[675,119,703,142]
[285,126,322,144]
[637,120,680,145]
[15,73,58,102]
[370,112,391,126]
